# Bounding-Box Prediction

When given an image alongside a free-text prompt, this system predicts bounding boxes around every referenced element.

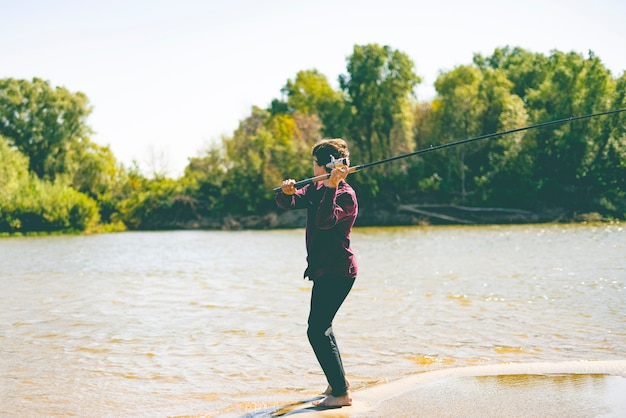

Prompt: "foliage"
[424,64,529,204]
[117,176,187,230]
[0,78,93,180]
[183,107,323,217]
[276,69,348,138]
[0,135,100,233]
[340,44,421,163]
[1,45,625,233]
[0,78,133,233]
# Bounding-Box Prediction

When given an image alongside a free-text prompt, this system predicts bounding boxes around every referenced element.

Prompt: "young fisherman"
[276,138,358,407]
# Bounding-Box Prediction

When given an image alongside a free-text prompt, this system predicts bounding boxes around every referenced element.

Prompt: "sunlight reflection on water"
[0,224,624,416]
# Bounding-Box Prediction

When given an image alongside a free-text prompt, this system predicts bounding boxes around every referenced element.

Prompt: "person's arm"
[275,179,308,209]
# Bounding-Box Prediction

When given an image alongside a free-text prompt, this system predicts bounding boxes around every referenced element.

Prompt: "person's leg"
[307,277,355,399]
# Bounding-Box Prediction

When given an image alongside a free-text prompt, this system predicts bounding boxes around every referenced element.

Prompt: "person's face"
[313,158,327,176]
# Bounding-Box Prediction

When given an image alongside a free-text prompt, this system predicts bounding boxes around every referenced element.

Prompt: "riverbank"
[169,202,618,230]
[222,360,626,418]
[3,196,617,235]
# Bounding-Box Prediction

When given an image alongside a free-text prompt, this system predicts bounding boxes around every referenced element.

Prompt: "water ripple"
[0,225,624,416]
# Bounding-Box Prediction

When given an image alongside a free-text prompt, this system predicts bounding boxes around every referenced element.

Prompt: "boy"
[276,138,358,407]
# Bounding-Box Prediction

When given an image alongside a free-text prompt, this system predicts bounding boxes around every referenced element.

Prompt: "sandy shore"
[266,360,626,418]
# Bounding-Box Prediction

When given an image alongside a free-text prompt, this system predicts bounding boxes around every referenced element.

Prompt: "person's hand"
[326,165,349,188]
[281,179,296,195]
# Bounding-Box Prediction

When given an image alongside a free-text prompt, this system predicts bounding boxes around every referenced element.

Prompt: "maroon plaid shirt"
[276,181,358,280]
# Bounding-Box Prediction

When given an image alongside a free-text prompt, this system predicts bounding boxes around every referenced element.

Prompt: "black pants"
[307,276,355,397]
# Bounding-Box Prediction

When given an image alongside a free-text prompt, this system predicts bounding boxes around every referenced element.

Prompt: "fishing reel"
[325,155,350,170]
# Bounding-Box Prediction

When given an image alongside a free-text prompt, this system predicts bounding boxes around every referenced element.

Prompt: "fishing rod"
[272,108,626,193]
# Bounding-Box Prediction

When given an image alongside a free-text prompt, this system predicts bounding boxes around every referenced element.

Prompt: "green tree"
[427,63,528,204]
[340,44,421,163]
[0,135,30,231]
[412,102,435,151]
[524,51,615,209]
[469,67,529,204]
[279,69,347,137]
[117,176,185,230]
[587,71,626,216]
[474,46,549,103]
[0,78,93,180]
[430,65,482,200]
[184,146,228,214]
[186,106,323,216]
[70,141,126,223]
[0,135,99,233]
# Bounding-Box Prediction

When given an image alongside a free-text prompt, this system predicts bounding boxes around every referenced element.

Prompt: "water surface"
[1,224,624,416]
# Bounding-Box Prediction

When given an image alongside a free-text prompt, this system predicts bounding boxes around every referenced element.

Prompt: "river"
[1,224,624,417]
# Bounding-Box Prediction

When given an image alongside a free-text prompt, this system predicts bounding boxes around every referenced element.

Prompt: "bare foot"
[313,391,352,407]
[322,378,351,395]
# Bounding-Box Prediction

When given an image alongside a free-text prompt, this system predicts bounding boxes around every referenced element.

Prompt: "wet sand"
[275,360,626,417]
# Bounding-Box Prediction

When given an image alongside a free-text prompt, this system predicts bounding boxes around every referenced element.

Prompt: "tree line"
[1,45,625,234]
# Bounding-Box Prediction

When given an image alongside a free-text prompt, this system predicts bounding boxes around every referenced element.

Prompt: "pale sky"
[2,0,625,177]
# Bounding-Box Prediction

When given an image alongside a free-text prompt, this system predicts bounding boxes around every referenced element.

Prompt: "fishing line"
[273,108,626,192]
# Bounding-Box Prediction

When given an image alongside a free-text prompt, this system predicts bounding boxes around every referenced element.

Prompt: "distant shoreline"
[165,204,621,231]
[1,204,621,236]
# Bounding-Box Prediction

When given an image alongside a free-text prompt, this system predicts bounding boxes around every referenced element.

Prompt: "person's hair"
[312,138,350,172]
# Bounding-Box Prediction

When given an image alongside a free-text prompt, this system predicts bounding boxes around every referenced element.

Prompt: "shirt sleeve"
[275,186,309,210]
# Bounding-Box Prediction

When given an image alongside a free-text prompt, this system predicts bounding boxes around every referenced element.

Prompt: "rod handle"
[273,166,359,193]
[273,174,329,193]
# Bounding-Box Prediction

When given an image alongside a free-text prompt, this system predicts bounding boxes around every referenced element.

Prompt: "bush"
[1,177,99,233]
